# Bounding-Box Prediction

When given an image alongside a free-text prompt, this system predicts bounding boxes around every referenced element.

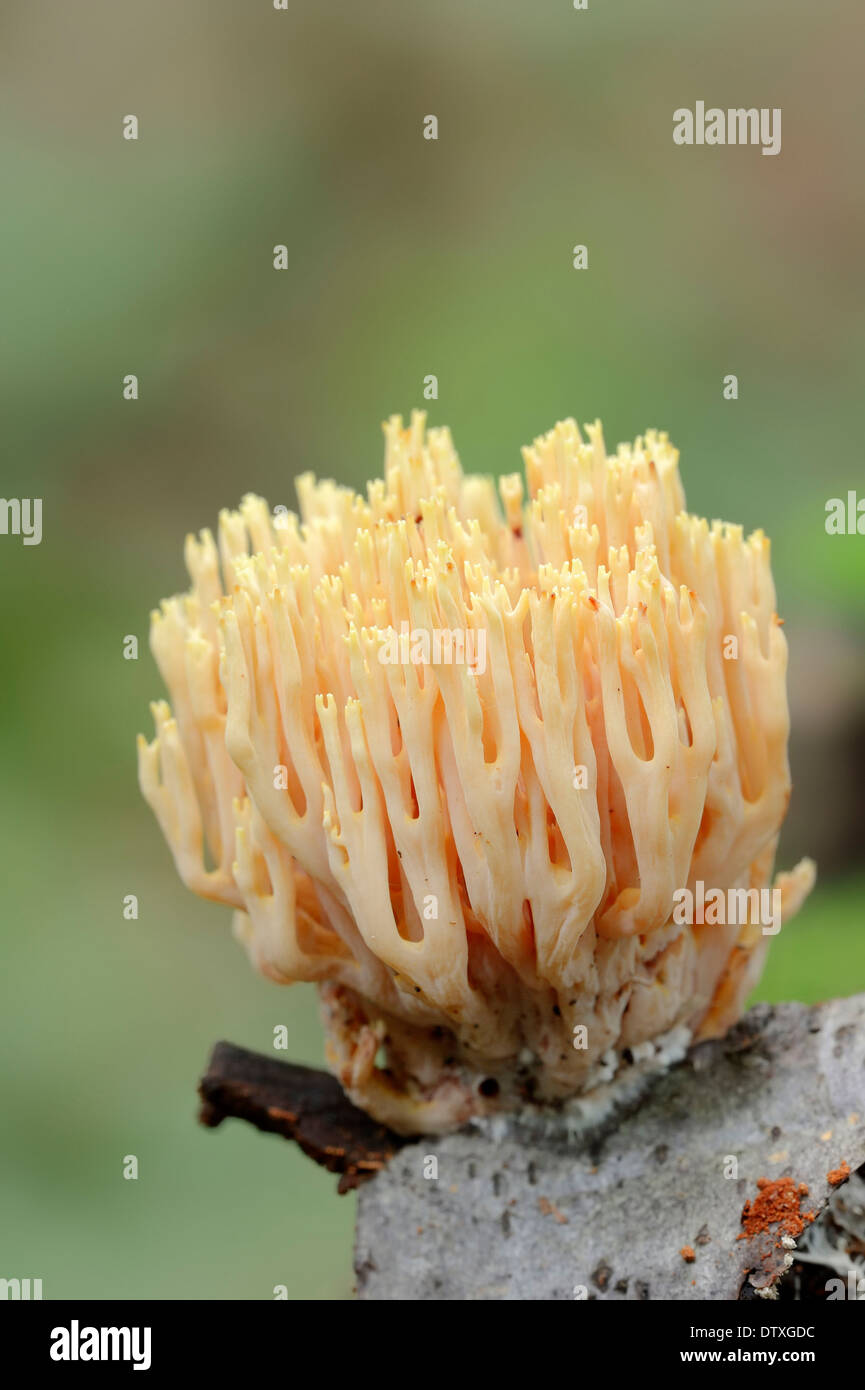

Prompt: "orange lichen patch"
[827,1161,850,1187]
[680,1245,696,1263]
[538,1196,569,1225]
[737,1176,815,1246]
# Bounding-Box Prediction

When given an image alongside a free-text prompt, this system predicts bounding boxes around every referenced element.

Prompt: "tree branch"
[198,1041,405,1193]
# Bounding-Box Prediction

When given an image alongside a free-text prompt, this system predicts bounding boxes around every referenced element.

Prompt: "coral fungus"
[139,413,814,1133]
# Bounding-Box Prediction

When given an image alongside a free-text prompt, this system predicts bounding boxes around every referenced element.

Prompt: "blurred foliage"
[0,0,862,1299]
[755,876,865,1005]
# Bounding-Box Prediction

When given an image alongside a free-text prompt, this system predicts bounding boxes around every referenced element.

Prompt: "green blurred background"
[1,0,863,1300]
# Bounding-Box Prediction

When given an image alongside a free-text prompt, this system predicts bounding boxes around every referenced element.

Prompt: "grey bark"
[354,996,865,1300]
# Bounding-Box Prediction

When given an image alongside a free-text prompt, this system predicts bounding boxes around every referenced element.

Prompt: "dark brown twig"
[198,1041,405,1192]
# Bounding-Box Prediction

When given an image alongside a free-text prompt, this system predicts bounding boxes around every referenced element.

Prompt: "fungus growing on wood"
[139,412,814,1134]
